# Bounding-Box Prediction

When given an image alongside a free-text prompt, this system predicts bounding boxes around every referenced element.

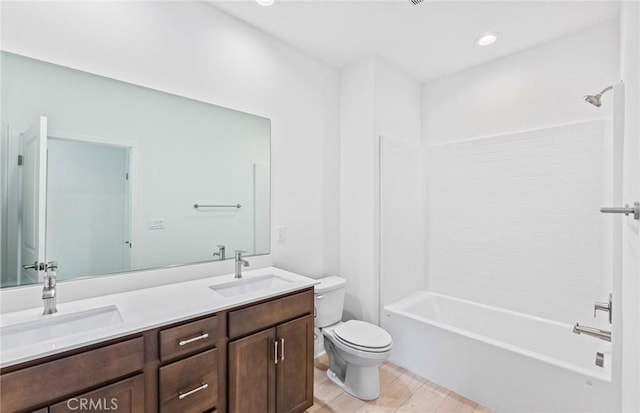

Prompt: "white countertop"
[0,266,318,369]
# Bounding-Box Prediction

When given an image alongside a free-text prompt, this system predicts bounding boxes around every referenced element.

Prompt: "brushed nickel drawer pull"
[274,340,279,365]
[280,338,285,361]
[178,382,209,400]
[178,332,209,346]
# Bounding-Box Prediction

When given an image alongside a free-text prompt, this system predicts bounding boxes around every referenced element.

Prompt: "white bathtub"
[383,291,618,413]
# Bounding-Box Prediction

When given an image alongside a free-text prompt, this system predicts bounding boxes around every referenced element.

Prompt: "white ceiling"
[209,0,620,83]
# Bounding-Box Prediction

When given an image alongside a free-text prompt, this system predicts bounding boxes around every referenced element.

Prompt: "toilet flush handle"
[316,294,324,299]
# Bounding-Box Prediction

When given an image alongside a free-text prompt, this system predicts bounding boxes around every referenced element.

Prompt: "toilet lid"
[333,320,392,349]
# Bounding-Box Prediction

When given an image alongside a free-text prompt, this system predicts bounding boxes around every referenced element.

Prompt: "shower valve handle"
[594,294,612,324]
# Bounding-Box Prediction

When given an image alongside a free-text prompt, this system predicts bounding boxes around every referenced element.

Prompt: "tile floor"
[308,355,493,413]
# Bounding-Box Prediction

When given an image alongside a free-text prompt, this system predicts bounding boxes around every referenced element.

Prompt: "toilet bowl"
[315,276,393,400]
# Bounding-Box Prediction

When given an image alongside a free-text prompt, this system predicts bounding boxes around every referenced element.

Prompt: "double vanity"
[0,267,317,413]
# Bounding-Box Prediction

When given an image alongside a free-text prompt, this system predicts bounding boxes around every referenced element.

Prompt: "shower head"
[583,85,613,107]
[584,94,603,107]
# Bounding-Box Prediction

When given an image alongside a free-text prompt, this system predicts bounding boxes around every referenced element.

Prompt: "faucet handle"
[235,250,247,259]
[44,262,58,286]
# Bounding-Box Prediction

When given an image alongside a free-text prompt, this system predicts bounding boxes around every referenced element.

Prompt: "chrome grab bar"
[573,323,611,342]
[600,202,639,220]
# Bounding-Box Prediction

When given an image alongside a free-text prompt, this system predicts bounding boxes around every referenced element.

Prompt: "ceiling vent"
[409,0,424,5]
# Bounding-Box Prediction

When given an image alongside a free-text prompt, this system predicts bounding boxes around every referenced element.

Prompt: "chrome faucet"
[573,323,611,342]
[42,262,58,315]
[213,244,226,260]
[234,250,249,279]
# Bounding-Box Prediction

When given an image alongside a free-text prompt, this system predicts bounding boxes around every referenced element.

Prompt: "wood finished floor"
[308,355,493,413]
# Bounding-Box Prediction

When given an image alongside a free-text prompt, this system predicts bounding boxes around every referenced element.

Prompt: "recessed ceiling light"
[476,33,500,46]
[256,0,275,6]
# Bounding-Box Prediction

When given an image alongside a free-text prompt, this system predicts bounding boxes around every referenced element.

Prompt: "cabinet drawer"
[159,315,218,361]
[159,348,218,413]
[228,289,313,339]
[0,337,144,413]
[0,337,144,412]
[50,374,144,413]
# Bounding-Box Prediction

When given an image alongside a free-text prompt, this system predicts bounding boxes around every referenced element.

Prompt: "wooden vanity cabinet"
[228,289,314,413]
[0,336,145,413]
[1,287,315,413]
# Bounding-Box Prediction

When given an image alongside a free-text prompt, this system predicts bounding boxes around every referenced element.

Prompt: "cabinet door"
[276,315,314,413]
[228,328,276,413]
[50,374,144,413]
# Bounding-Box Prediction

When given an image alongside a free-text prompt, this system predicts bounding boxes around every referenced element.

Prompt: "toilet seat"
[332,320,393,353]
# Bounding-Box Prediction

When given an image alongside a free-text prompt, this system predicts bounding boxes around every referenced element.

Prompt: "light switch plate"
[148,219,165,230]
[277,225,286,242]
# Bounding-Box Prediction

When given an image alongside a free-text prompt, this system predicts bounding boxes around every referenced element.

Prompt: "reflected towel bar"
[194,203,241,209]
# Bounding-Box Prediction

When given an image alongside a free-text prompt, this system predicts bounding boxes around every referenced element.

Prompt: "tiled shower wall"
[425,120,613,325]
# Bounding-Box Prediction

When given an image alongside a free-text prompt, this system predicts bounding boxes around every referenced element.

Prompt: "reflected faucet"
[42,262,58,315]
[234,250,249,279]
[213,244,226,260]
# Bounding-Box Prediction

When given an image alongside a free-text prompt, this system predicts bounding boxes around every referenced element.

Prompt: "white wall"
[340,58,376,322]
[422,20,620,146]
[0,1,341,279]
[340,58,421,323]
[620,2,640,411]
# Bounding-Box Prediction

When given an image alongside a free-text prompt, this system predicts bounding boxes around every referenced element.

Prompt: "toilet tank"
[315,276,347,328]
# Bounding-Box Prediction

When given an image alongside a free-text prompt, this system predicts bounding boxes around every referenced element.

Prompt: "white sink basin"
[0,305,122,351]
[209,274,292,297]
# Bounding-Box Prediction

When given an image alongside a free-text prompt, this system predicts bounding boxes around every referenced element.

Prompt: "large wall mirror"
[0,52,271,288]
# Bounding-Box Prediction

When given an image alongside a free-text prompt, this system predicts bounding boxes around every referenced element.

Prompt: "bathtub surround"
[424,120,613,325]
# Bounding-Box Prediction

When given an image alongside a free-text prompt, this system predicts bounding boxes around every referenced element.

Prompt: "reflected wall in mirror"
[0,52,271,288]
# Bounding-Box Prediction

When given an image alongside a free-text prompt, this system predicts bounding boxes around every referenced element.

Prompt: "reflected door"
[46,138,131,279]
[20,116,48,284]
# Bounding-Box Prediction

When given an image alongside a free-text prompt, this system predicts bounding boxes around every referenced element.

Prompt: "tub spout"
[573,323,611,342]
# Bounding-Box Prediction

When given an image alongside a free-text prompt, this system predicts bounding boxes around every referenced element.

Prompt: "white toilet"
[315,276,393,400]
